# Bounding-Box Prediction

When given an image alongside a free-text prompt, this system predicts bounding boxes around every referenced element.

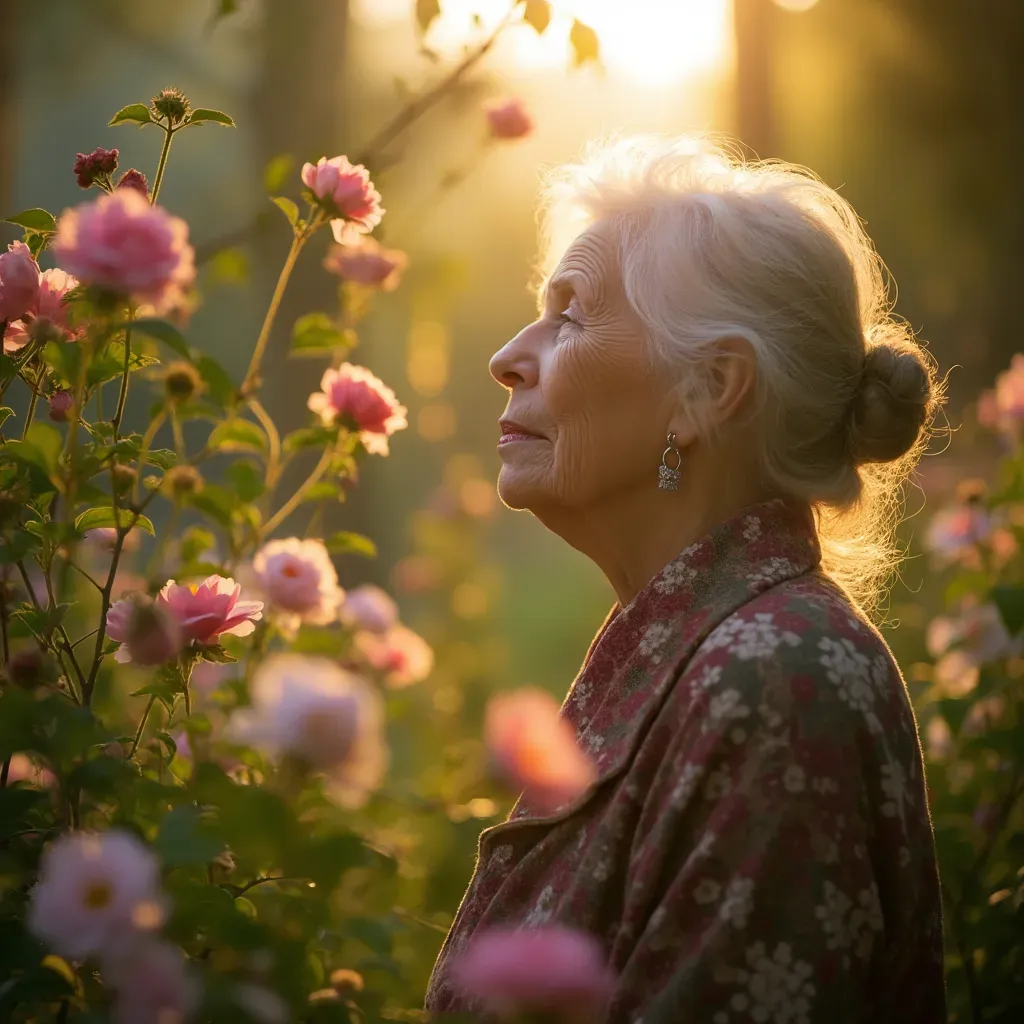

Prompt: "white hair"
[538,134,942,612]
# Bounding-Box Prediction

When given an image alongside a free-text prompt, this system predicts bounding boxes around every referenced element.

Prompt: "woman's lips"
[498,431,541,445]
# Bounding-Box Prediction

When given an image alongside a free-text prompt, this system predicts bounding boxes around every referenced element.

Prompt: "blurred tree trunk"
[733,0,778,158]
[253,0,349,433]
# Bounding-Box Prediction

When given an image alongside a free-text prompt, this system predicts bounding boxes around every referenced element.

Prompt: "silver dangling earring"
[658,432,681,492]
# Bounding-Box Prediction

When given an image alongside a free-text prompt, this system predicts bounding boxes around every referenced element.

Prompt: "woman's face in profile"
[489,221,675,516]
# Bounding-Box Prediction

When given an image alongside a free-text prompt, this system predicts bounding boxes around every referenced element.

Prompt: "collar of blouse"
[486,497,823,840]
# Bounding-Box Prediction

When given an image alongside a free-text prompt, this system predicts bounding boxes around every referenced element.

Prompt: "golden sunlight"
[354,0,733,88]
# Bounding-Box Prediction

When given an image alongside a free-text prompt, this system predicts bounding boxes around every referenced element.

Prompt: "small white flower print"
[880,760,908,818]
[783,765,806,793]
[669,763,705,807]
[897,845,911,868]
[742,516,762,541]
[704,769,732,800]
[692,664,724,693]
[720,877,755,929]
[524,884,556,927]
[638,621,675,662]
[811,776,838,795]
[490,844,513,868]
[815,881,883,961]
[654,547,701,594]
[704,613,801,662]
[725,941,816,1024]
[693,879,722,905]
[707,689,752,731]
[817,636,883,733]
[746,558,801,586]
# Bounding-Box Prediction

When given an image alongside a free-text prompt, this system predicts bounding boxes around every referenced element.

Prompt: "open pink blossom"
[340,584,399,634]
[926,602,1021,697]
[103,939,198,1024]
[308,363,408,455]
[484,97,534,141]
[0,241,41,323]
[106,595,182,665]
[485,688,596,814]
[354,623,433,688]
[323,237,407,290]
[925,504,992,565]
[252,537,344,637]
[226,654,387,808]
[4,267,81,353]
[450,926,616,1021]
[978,353,1024,437]
[7,753,56,788]
[156,575,263,646]
[53,189,195,314]
[27,830,167,960]
[301,155,384,241]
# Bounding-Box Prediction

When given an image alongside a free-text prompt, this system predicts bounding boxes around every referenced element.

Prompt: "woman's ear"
[706,336,758,427]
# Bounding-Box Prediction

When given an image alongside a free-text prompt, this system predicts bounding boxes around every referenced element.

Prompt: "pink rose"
[340,584,399,634]
[323,237,407,291]
[48,390,74,423]
[450,926,616,1021]
[156,575,263,646]
[301,155,384,241]
[103,939,197,1024]
[0,241,41,323]
[308,363,408,456]
[484,97,534,141]
[354,624,433,688]
[53,189,195,314]
[106,596,182,666]
[8,268,86,353]
[978,353,1024,437]
[485,688,596,814]
[252,537,344,637]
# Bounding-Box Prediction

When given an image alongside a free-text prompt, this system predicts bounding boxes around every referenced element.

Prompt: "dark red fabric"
[426,500,945,1023]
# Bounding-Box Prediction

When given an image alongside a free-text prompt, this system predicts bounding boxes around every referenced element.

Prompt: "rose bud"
[111,463,138,493]
[116,168,149,198]
[48,390,74,423]
[163,465,204,499]
[162,361,203,403]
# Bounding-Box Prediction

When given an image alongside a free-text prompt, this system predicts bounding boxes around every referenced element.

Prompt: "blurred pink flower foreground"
[324,236,407,291]
[485,688,596,814]
[979,353,1024,437]
[253,537,344,636]
[0,241,41,323]
[54,188,195,314]
[309,363,408,455]
[450,926,616,1021]
[301,155,384,242]
[484,97,534,140]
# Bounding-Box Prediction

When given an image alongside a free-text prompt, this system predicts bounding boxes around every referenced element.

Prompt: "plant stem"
[133,409,166,506]
[355,1,520,167]
[113,316,133,437]
[240,228,308,394]
[129,695,157,759]
[261,445,334,537]
[248,397,281,490]
[0,757,9,790]
[150,125,176,206]
[21,382,39,440]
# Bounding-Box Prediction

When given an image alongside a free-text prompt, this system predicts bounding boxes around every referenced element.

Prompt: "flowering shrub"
[0,3,616,1020]
[918,354,1024,1020]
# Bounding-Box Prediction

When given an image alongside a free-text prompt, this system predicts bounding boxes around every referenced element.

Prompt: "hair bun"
[848,341,934,464]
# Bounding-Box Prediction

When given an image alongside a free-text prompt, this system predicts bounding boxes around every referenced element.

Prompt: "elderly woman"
[426,136,946,1023]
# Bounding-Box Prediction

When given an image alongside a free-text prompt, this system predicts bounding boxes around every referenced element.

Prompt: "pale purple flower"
[925,504,992,565]
[339,584,399,634]
[979,354,1024,436]
[926,602,1020,697]
[103,939,197,1024]
[27,830,166,960]
[252,537,344,637]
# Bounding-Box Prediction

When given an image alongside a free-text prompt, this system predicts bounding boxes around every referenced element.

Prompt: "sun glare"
[353,0,733,88]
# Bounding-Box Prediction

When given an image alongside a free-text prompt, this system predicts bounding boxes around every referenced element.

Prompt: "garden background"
[2,0,1022,1020]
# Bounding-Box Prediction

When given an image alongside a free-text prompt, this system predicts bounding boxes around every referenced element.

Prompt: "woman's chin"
[496,467,547,512]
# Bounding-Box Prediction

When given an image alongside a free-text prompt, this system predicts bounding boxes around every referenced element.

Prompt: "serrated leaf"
[87,341,159,387]
[109,102,154,127]
[186,107,235,127]
[130,318,191,358]
[4,208,56,233]
[569,19,600,65]
[207,418,267,454]
[324,531,376,558]
[271,196,299,227]
[75,507,155,536]
[290,312,354,357]
[523,0,551,34]
[263,154,295,194]
[415,0,441,31]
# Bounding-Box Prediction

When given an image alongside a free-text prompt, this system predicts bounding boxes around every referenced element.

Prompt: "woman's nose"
[489,323,541,389]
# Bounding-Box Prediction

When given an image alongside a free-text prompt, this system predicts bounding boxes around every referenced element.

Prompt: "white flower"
[879,760,908,818]
[817,636,883,733]
[815,882,883,961]
[691,664,723,693]
[782,765,806,793]
[226,654,387,808]
[669,763,705,807]
[693,879,722,905]
[720,877,755,929]
[745,558,800,586]
[727,941,816,1024]
[354,623,434,688]
[706,689,751,731]
[252,537,344,637]
[638,621,675,661]
[653,545,702,594]
[703,613,801,662]
[28,830,166,960]
[339,583,399,634]
[742,516,762,541]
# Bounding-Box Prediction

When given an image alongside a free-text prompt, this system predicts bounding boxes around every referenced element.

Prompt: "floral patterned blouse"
[426,499,946,1023]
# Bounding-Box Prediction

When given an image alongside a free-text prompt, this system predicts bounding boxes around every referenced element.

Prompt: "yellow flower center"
[189,584,200,594]
[83,880,113,910]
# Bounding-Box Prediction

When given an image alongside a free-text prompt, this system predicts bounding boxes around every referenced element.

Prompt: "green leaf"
[211,0,241,24]
[75,506,155,535]
[3,209,56,233]
[155,806,224,867]
[185,107,236,127]
[225,460,265,502]
[42,339,84,387]
[207,418,267,454]
[264,154,295,194]
[189,484,236,526]
[992,585,1024,636]
[302,479,343,503]
[109,102,154,127]
[195,355,237,409]
[282,425,337,454]
[144,449,178,470]
[523,0,552,34]
[207,247,250,288]
[199,644,237,664]
[324,531,376,558]
[415,0,441,31]
[24,424,63,475]
[87,342,159,387]
[0,407,13,429]
[180,526,216,564]
[271,196,300,227]
[130,318,191,359]
[569,19,600,65]
[290,312,354,356]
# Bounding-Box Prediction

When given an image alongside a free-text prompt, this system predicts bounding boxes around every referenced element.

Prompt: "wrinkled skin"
[489,220,767,605]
